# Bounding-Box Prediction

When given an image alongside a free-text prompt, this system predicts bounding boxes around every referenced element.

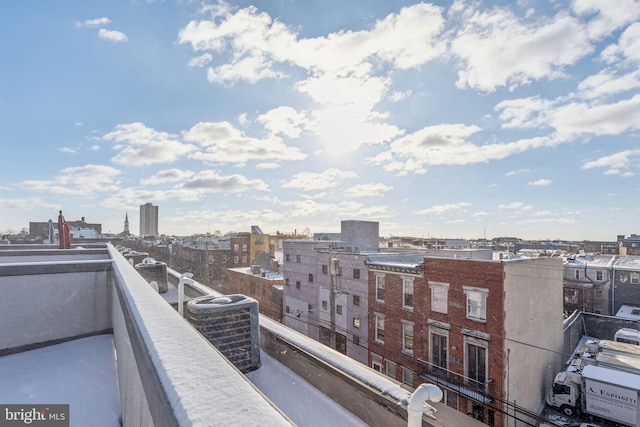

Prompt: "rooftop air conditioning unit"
[186,294,261,372]
[124,251,149,265]
[135,257,169,293]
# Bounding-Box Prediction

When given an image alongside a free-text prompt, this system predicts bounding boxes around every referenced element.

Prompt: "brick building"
[223,266,283,322]
[368,256,563,427]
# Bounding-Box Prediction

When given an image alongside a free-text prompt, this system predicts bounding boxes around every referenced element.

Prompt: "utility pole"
[329,243,336,350]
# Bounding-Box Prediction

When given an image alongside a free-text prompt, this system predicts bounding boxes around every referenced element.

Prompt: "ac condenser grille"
[186,295,260,372]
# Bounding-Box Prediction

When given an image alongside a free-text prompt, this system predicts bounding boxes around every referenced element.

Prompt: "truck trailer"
[547,359,640,426]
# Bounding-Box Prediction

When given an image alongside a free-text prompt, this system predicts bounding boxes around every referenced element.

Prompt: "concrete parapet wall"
[0,261,112,352]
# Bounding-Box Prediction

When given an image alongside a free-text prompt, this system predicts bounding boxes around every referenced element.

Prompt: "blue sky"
[1,0,639,240]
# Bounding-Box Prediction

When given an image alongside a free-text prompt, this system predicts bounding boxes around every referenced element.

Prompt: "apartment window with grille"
[233,256,239,263]
[632,272,640,285]
[322,265,328,274]
[308,304,314,313]
[353,335,360,346]
[322,300,328,310]
[285,254,290,262]
[353,295,360,306]
[575,269,580,280]
[386,361,396,379]
[375,313,385,343]
[296,255,301,263]
[402,367,413,387]
[402,321,414,354]
[596,270,603,281]
[402,278,414,309]
[296,280,301,289]
[308,273,314,283]
[337,266,343,276]
[336,305,343,315]
[234,244,239,251]
[353,317,360,329]
[430,281,449,314]
[464,287,488,322]
[375,275,385,302]
[353,269,360,279]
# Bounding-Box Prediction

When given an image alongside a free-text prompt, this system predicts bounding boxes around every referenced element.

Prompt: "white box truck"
[547,360,640,426]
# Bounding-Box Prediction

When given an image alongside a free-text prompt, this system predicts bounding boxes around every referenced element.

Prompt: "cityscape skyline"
[1,1,639,240]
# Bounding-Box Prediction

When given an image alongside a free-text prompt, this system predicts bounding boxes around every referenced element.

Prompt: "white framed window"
[241,255,247,263]
[430,281,449,314]
[596,270,603,281]
[402,277,414,309]
[372,354,382,372]
[233,256,239,263]
[386,361,396,379]
[353,317,360,329]
[632,272,640,285]
[464,287,488,322]
[375,313,385,343]
[233,244,239,251]
[402,320,414,354]
[375,274,385,302]
[242,244,247,251]
[465,339,488,386]
[430,328,448,371]
[401,367,413,387]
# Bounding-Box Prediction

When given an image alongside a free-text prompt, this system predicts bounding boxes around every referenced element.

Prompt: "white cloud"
[187,53,213,68]
[550,94,640,137]
[104,122,196,166]
[388,90,412,103]
[184,121,307,164]
[257,106,307,138]
[179,170,268,193]
[366,124,558,174]
[573,0,640,39]
[58,147,76,153]
[451,6,592,92]
[576,69,640,100]
[582,149,640,175]
[528,179,551,186]
[141,169,195,185]
[98,29,128,43]
[495,96,557,129]
[344,183,393,198]
[418,202,471,215]
[281,168,358,192]
[18,165,121,196]
[90,145,100,151]
[256,162,280,170]
[505,169,529,176]
[498,202,534,210]
[0,197,60,211]
[600,22,640,64]
[76,17,111,29]
[473,211,490,218]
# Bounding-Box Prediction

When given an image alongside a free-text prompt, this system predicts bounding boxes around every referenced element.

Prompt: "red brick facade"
[222,268,283,322]
[368,257,506,427]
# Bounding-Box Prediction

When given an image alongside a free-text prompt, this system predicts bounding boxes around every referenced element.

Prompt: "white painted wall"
[503,257,564,427]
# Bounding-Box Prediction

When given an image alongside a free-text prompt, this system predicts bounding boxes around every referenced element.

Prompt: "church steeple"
[124,212,130,236]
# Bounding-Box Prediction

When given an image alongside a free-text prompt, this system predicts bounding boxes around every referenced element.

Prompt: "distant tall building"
[139,203,158,237]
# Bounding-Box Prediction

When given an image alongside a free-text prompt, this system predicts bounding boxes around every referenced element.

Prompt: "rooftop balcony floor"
[246,351,367,427]
[0,334,120,427]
